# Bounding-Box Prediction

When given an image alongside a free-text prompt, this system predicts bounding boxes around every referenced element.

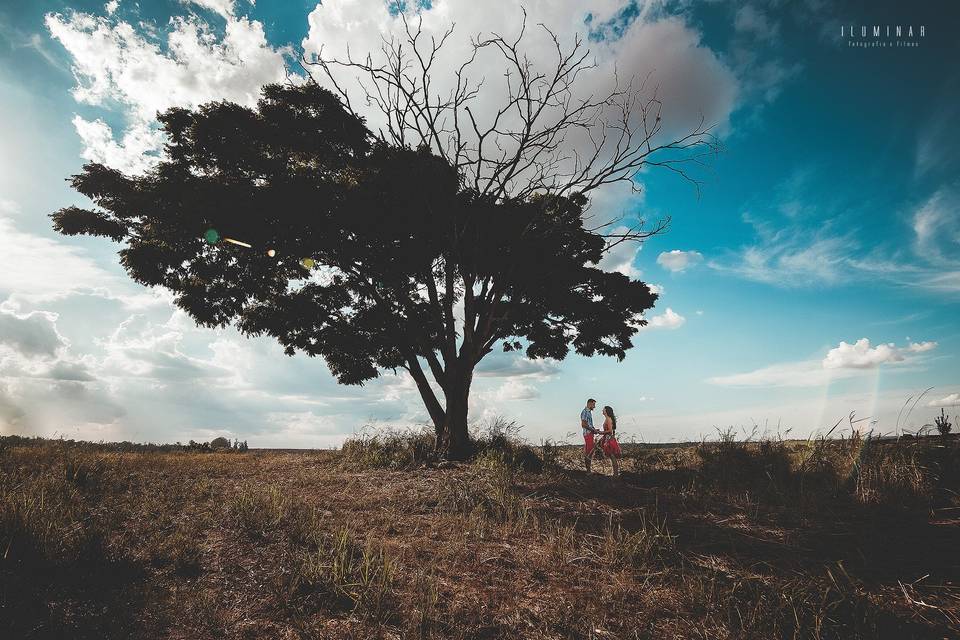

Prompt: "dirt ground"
[2,437,959,639]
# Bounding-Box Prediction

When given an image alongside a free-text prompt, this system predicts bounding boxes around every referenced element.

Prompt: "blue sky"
[0,0,958,446]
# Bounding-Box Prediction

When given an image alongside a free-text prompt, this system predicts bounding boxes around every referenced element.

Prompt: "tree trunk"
[404,354,447,451]
[442,370,473,460]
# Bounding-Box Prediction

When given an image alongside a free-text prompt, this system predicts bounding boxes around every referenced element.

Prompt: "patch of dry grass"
[2,433,959,639]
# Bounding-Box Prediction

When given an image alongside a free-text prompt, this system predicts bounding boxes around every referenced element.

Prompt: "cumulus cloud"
[596,227,643,278]
[0,291,433,441]
[636,307,685,331]
[491,379,540,402]
[184,0,238,19]
[822,338,937,369]
[46,4,290,173]
[928,393,960,407]
[0,309,66,358]
[0,303,123,434]
[0,216,118,298]
[709,338,938,388]
[656,249,703,272]
[475,351,561,379]
[301,0,738,209]
[71,115,167,175]
[98,314,234,381]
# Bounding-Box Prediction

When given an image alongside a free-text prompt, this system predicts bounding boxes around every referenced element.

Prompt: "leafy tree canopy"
[53,82,660,457]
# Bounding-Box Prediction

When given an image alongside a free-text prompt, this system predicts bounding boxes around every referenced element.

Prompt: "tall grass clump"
[296,526,396,616]
[472,416,542,472]
[602,508,676,569]
[437,462,530,531]
[229,483,288,537]
[538,438,563,469]
[680,560,922,639]
[340,427,436,470]
[851,436,931,507]
[695,427,793,500]
[0,474,97,565]
[0,446,118,567]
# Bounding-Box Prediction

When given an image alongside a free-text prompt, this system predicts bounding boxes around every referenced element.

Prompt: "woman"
[600,405,622,477]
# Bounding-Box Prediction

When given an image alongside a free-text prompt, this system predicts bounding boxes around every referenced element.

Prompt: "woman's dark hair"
[603,406,617,431]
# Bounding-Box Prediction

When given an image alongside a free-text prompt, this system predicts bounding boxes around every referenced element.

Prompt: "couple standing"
[580,398,622,476]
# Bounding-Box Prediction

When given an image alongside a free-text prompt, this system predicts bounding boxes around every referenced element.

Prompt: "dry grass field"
[2,426,959,639]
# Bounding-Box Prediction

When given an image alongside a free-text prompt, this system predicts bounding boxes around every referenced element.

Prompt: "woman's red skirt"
[602,436,621,457]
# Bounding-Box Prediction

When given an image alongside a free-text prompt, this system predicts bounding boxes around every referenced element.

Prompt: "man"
[581,398,599,472]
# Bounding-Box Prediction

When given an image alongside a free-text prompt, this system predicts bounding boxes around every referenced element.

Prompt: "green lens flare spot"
[204,228,220,244]
[300,258,315,269]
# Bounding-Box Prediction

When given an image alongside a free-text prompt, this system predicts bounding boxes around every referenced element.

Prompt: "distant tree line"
[0,434,250,454]
[192,437,249,452]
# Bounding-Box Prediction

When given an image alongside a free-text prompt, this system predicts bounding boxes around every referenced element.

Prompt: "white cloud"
[0,309,66,358]
[709,338,938,388]
[710,224,851,286]
[711,184,960,293]
[475,352,561,379]
[104,1,119,16]
[819,339,936,370]
[0,289,432,442]
[45,0,740,187]
[0,216,118,297]
[657,249,703,272]
[72,115,167,175]
[183,0,237,19]
[914,99,959,179]
[708,360,853,388]
[637,307,685,331]
[97,313,234,381]
[46,7,290,173]
[596,227,642,278]
[928,393,960,407]
[734,5,777,40]
[912,187,960,262]
[491,379,540,402]
[302,0,738,208]
[726,3,799,105]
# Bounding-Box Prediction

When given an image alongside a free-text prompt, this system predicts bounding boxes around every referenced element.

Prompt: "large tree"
[52,20,716,459]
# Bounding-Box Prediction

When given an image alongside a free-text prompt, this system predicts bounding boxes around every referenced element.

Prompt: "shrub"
[935,409,953,437]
